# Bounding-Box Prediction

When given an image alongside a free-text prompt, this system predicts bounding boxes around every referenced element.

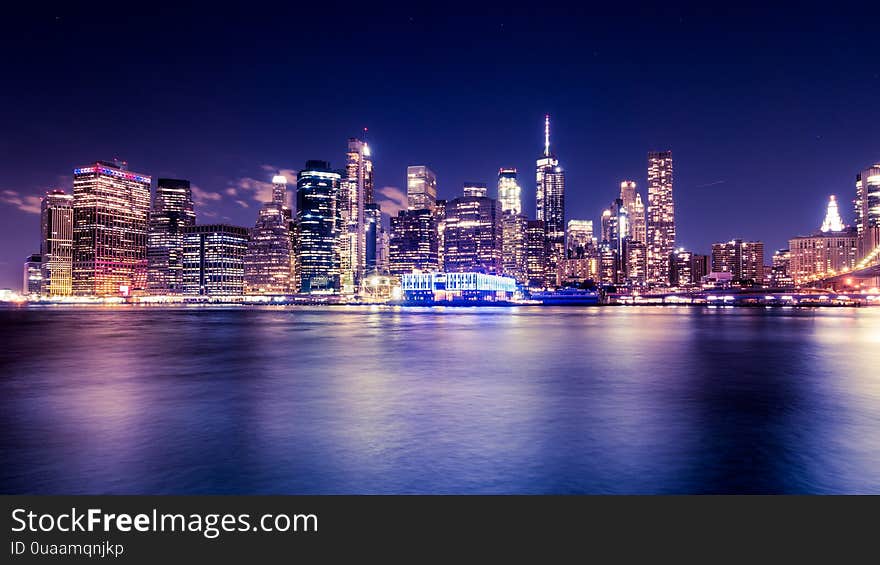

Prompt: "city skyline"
[1,6,879,290]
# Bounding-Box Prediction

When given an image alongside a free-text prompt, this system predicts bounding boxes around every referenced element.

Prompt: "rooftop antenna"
[544,114,551,157]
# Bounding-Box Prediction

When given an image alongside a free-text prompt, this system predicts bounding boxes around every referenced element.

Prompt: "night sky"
[1,3,878,290]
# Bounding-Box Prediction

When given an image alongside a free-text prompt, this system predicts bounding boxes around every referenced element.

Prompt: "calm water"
[1,305,879,494]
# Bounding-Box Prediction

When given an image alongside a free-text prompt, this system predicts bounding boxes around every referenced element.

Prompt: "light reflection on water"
[1,305,878,494]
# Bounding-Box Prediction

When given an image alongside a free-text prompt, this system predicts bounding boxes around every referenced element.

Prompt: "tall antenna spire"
[544,114,551,157]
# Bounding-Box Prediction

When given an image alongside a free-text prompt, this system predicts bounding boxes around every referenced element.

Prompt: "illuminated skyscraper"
[72,160,151,296]
[40,189,73,296]
[407,165,437,211]
[526,220,548,290]
[566,220,594,258]
[669,249,708,288]
[389,209,439,275]
[497,168,522,215]
[770,249,793,287]
[619,180,646,244]
[296,161,341,293]
[244,175,293,295]
[855,163,880,262]
[501,212,528,283]
[789,196,858,284]
[182,225,249,296]
[365,202,382,275]
[646,151,675,286]
[147,178,196,295]
[340,136,373,293]
[536,115,566,285]
[443,194,503,274]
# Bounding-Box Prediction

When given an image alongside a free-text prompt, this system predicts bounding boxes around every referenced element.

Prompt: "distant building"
[711,239,764,284]
[769,249,793,287]
[619,180,646,245]
[40,189,73,297]
[23,253,43,295]
[624,239,648,286]
[789,195,858,284]
[566,220,594,259]
[340,136,373,292]
[389,208,439,275]
[501,212,528,283]
[365,202,382,275]
[526,220,548,290]
[855,163,880,262]
[407,165,437,211]
[536,115,565,285]
[646,151,675,286]
[443,195,503,275]
[147,178,196,295]
[296,161,341,293]
[497,168,522,215]
[463,182,488,198]
[400,272,516,303]
[244,176,294,294]
[669,249,709,288]
[72,160,151,296]
[182,225,249,296]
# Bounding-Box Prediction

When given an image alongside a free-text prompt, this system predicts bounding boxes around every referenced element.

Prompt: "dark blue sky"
[1,3,878,289]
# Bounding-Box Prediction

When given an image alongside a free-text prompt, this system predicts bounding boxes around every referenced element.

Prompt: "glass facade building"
[72,161,151,296]
[711,239,765,284]
[442,195,503,275]
[147,178,196,295]
[406,165,437,211]
[536,115,565,284]
[497,168,522,215]
[182,225,249,296]
[389,208,439,275]
[340,137,373,293]
[296,161,341,293]
[40,189,74,297]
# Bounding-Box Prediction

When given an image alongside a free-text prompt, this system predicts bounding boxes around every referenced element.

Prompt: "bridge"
[802,241,880,289]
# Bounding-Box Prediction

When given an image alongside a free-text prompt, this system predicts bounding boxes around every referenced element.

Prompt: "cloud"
[235,200,250,208]
[696,180,726,188]
[230,165,298,207]
[225,188,238,196]
[0,190,42,214]
[376,186,408,216]
[191,184,223,205]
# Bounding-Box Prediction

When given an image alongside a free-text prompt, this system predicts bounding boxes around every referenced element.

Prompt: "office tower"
[855,163,880,262]
[435,199,447,269]
[536,114,566,283]
[624,239,647,286]
[646,151,675,286]
[497,168,522,215]
[389,209,439,275]
[598,243,617,284]
[501,212,528,283]
[669,249,709,288]
[181,225,249,296]
[770,249,793,287]
[619,180,646,244]
[526,220,548,289]
[339,136,373,292]
[463,182,488,198]
[272,174,287,208]
[146,178,196,295]
[244,179,293,294]
[711,239,765,284]
[23,253,43,295]
[72,160,151,296]
[365,203,382,275]
[39,189,73,296]
[443,194,503,274]
[407,165,437,211]
[296,161,341,293]
[789,196,858,284]
[600,198,628,284]
[566,220,594,258]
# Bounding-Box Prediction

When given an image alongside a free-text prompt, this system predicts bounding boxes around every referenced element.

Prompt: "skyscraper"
[40,189,73,297]
[389,209,439,275]
[463,182,488,198]
[789,196,858,284]
[536,115,565,286]
[406,165,437,211]
[497,168,522,215]
[340,136,373,293]
[182,225,249,296]
[147,178,196,295]
[296,161,341,293]
[526,220,548,290]
[443,194,503,275]
[855,163,880,263]
[619,180,646,244]
[669,249,709,288]
[365,202,382,275]
[23,253,43,295]
[72,160,151,296]
[646,151,675,286]
[244,176,293,295]
[566,220,594,258]
[501,212,528,283]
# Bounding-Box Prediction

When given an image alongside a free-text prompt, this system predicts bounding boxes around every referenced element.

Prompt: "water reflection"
[1,306,878,493]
